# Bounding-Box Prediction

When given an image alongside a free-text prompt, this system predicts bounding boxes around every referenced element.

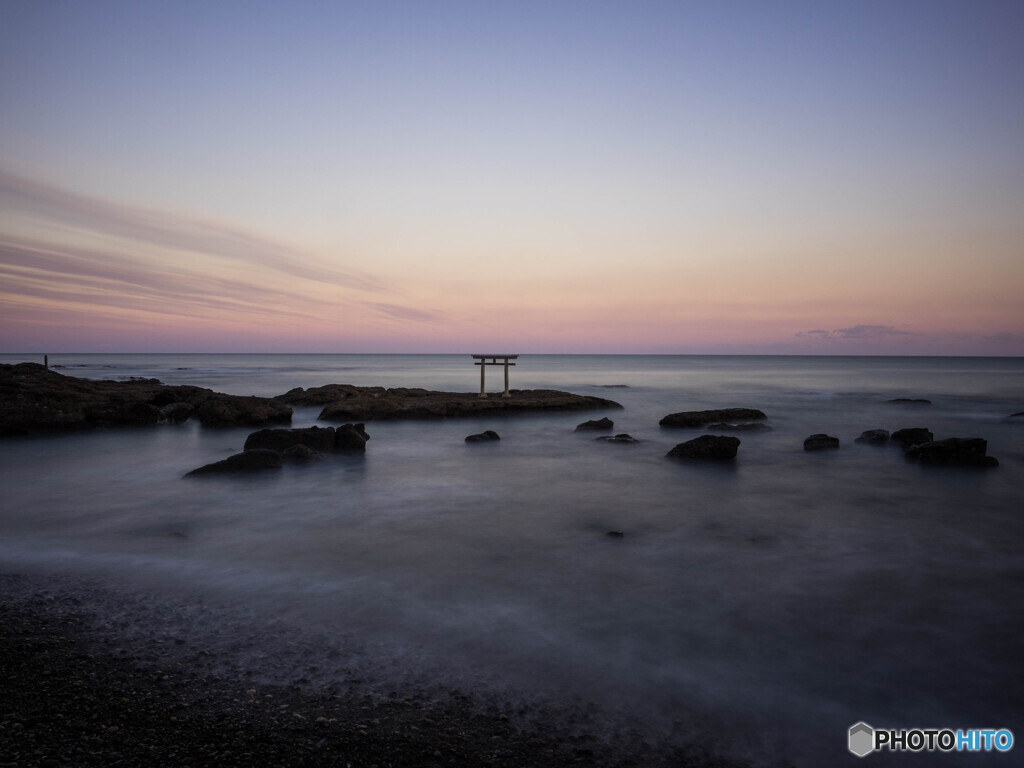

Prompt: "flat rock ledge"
[659,408,766,428]
[276,385,622,421]
[1,363,291,436]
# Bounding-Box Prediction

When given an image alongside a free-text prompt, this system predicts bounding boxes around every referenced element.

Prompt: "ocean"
[1,353,1022,766]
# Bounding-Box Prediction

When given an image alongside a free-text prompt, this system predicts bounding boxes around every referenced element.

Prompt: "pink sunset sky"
[1,1,1022,356]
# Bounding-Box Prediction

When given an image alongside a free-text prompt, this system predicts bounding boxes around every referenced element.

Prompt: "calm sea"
[1,354,1022,766]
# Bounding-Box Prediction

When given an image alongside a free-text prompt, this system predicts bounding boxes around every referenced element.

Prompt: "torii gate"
[471,354,518,398]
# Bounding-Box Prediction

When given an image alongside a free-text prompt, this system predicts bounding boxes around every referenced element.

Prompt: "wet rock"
[906,438,999,467]
[185,449,283,476]
[281,444,321,462]
[335,423,370,451]
[465,430,500,443]
[855,429,890,444]
[666,435,740,460]
[159,402,195,423]
[575,417,614,431]
[314,387,622,421]
[244,426,336,453]
[193,396,292,428]
[606,531,625,538]
[891,427,934,450]
[595,434,640,444]
[804,434,840,451]
[887,398,932,405]
[659,408,766,428]
[1006,411,1024,420]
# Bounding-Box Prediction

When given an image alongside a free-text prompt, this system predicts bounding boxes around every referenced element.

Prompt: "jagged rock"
[465,430,500,443]
[706,422,772,431]
[595,434,640,444]
[855,429,890,445]
[804,434,840,451]
[282,444,321,462]
[244,426,337,453]
[575,417,614,431]
[666,435,740,460]
[159,402,195,423]
[185,449,283,476]
[275,384,387,406]
[193,396,292,428]
[887,398,932,405]
[335,423,370,451]
[891,428,934,450]
[659,408,766,428]
[906,438,999,467]
[0,363,215,435]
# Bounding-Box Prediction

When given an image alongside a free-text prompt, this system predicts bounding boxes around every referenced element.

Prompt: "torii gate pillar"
[471,354,519,398]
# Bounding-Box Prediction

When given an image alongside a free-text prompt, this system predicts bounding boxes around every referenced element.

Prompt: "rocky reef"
[0,363,291,436]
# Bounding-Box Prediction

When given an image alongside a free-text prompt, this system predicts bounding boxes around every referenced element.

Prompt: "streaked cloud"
[0,169,445,336]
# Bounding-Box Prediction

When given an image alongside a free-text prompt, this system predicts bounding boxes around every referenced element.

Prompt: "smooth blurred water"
[1,354,1022,766]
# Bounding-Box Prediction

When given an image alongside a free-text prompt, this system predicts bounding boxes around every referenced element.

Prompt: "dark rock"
[891,427,934,450]
[1006,411,1024,420]
[804,434,840,451]
[606,530,625,538]
[193,396,292,427]
[855,429,890,444]
[465,430,500,443]
[281,444,321,462]
[886,398,932,405]
[185,449,283,476]
[244,426,336,453]
[335,423,370,451]
[159,402,194,423]
[595,433,640,444]
[706,422,772,431]
[0,363,289,435]
[906,437,999,467]
[666,435,740,460]
[313,387,622,421]
[660,408,766,428]
[575,417,614,431]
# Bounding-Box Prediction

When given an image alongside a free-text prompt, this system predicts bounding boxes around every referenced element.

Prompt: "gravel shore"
[1,575,748,768]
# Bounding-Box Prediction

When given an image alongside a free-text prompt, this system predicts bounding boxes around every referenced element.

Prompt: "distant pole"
[479,357,487,398]
[44,354,48,370]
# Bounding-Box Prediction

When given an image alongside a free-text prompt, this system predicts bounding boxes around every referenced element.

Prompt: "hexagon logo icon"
[849,722,875,757]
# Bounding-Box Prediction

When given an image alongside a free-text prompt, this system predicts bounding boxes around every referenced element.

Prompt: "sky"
[1,0,1022,355]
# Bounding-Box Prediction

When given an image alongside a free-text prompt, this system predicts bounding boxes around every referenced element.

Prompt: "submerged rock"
[595,433,640,444]
[706,422,772,431]
[855,429,890,445]
[659,408,766,428]
[465,430,500,443]
[804,434,840,451]
[906,438,999,467]
[575,417,614,431]
[666,435,740,460]
[185,449,283,476]
[244,426,337,453]
[891,427,934,450]
[606,530,625,538]
[887,398,932,405]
